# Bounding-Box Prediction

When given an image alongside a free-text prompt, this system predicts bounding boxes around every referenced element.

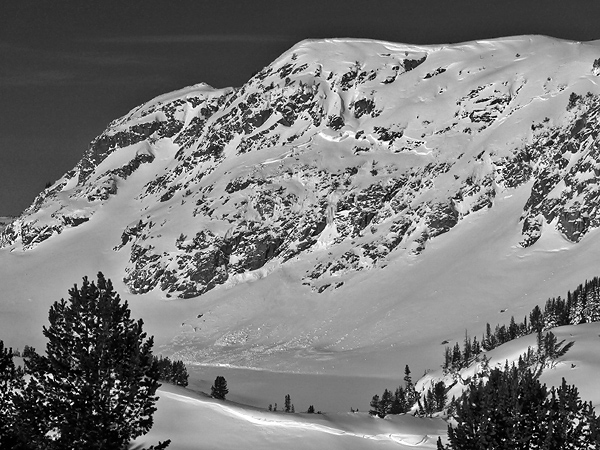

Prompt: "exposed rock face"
[3,36,600,298]
[0,217,14,234]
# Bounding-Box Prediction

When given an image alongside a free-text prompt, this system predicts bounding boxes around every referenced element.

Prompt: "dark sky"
[1,0,600,216]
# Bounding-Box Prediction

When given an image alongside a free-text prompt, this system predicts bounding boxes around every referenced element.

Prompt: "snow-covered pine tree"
[22,273,168,450]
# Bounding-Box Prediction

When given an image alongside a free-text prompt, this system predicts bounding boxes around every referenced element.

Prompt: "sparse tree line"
[153,355,189,387]
[369,365,420,418]
[267,394,320,414]
[443,276,600,374]
[268,394,295,413]
[368,275,600,448]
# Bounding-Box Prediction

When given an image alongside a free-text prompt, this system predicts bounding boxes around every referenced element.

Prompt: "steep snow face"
[4,37,600,376]
[5,36,600,301]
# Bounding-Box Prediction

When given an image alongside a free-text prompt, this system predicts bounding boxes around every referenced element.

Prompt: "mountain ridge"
[4,35,600,299]
[4,36,600,375]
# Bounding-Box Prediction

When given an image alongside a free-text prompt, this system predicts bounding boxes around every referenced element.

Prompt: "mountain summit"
[4,36,600,302]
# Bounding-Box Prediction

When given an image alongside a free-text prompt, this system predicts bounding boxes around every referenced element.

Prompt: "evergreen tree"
[22,273,168,450]
[418,381,447,417]
[172,360,189,387]
[451,343,462,369]
[462,331,472,365]
[483,322,493,350]
[153,356,188,387]
[536,330,575,369]
[211,376,229,400]
[508,316,519,340]
[403,365,419,406]
[529,305,544,333]
[22,345,36,358]
[470,335,481,356]
[0,341,28,449]
[307,405,315,414]
[369,394,380,416]
[425,388,436,415]
[379,389,393,417]
[390,386,408,414]
[433,381,447,412]
[440,366,600,449]
[403,364,412,387]
[442,346,452,374]
[284,394,292,413]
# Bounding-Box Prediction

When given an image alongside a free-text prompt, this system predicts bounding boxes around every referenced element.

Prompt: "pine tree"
[21,273,168,450]
[529,304,544,332]
[153,356,188,387]
[307,405,315,414]
[462,331,472,365]
[211,376,229,400]
[441,366,600,449]
[433,381,447,412]
[536,330,575,369]
[451,343,462,369]
[470,335,481,356]
[403,365,418,406]
[369,394,380,416]
[391,386,408,414]
[442,346,452,374]
[284,394,291,413]
[0,341,27,449]
[379,389,393,418]
[508,316,519,340]
[483,322,493,350]
[403,364,412,387]
[172,360,189,387]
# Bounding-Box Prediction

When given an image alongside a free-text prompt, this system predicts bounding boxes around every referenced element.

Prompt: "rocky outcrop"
[4,36,600,297]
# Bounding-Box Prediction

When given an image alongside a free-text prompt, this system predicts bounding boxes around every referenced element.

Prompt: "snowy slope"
[2,38,600,447]
[134,384,447,450]
[416,322,600,410]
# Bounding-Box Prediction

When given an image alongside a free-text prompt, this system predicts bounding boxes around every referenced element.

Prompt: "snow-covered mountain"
[2,35,600,380]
